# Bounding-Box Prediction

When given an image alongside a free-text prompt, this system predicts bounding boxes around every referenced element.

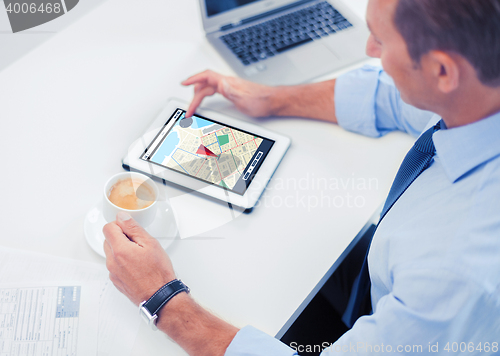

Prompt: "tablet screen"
[140,109,275,195]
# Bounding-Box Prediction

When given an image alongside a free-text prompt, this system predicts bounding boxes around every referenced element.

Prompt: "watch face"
[139,302,158,330]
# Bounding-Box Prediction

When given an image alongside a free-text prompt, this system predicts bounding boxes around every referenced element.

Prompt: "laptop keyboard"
[220,1,352,66]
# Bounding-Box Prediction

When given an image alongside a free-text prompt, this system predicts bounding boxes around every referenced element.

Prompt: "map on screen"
[141,110,273,194]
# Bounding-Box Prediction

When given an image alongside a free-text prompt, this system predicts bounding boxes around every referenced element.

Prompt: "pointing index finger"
[182,71,210,86]
[186,86,217,117]
[182,70,223,87]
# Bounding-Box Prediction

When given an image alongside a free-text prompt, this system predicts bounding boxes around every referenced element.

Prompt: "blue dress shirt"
[225,66,500,355]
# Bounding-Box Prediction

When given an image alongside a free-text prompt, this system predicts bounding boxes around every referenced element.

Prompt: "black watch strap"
[145,279,190,316]
[140,279,189,329]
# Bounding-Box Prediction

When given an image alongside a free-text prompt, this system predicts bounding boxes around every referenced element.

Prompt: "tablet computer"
[122,98,291,210]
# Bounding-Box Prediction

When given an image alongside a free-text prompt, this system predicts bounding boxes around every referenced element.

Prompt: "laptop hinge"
[219,0,314,31]
[221,20,242,31]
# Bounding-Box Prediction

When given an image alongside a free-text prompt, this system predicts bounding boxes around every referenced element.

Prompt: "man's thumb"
[115,212,151,245]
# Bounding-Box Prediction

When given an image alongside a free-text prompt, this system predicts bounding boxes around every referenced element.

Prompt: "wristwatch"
[139,279,190,330]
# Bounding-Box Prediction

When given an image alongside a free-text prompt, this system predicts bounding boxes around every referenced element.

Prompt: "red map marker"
[196,144,218,157]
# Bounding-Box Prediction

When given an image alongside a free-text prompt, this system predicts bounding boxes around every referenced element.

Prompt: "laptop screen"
[206,0,261,17]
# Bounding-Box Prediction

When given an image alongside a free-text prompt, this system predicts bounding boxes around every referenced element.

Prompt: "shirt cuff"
[335,65,384,138]
[225,326,298,356]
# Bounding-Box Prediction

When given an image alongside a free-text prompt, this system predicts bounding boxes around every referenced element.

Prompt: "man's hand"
[103,212,239,356]
[103,212,176,305]
[182,69,338,123]
[182,70,278,118]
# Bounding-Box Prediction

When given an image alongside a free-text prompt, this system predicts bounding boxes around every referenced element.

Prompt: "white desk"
[0,0,414,354]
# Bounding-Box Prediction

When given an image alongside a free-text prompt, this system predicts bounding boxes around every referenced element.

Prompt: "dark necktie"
[342,120,443,328]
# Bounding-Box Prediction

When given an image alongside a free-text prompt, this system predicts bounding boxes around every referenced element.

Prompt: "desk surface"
[0,0,414,354]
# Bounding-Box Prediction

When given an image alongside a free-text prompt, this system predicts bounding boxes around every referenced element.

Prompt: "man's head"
[394,0,500,88]
[365,0,500,125]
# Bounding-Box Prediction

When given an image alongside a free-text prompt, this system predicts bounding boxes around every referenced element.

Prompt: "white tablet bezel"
[123,98,291,210]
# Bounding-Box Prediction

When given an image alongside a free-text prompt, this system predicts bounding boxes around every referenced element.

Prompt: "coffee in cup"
[108,178,155,210]
[103,172,159,227]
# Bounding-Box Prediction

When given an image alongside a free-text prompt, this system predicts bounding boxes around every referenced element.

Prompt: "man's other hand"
[182,69,338,124]
[103,212,176,305]
[182,70,277,118]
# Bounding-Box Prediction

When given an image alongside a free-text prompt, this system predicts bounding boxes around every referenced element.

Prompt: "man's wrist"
[268,85,291,117]
[270,80,337,122]
[156,292,239,356]
[155,291,195,334]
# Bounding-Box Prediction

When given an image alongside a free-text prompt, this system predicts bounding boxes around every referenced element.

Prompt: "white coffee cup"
[103,172,159,227]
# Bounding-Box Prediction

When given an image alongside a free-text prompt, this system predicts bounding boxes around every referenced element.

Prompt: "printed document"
[0,246,140,356]
[0,283,99,356]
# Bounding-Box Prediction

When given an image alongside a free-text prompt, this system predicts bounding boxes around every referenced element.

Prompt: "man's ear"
[428,51,460,94]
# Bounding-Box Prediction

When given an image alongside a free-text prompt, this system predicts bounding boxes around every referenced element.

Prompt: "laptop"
[199,0,370,86]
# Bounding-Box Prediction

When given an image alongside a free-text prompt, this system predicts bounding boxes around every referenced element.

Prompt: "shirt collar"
[433,110,500,183]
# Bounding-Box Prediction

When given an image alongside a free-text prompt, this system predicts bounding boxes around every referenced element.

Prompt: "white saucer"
[84,200,178,257]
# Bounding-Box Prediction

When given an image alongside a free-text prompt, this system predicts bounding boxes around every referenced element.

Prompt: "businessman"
[103,0,500,354]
